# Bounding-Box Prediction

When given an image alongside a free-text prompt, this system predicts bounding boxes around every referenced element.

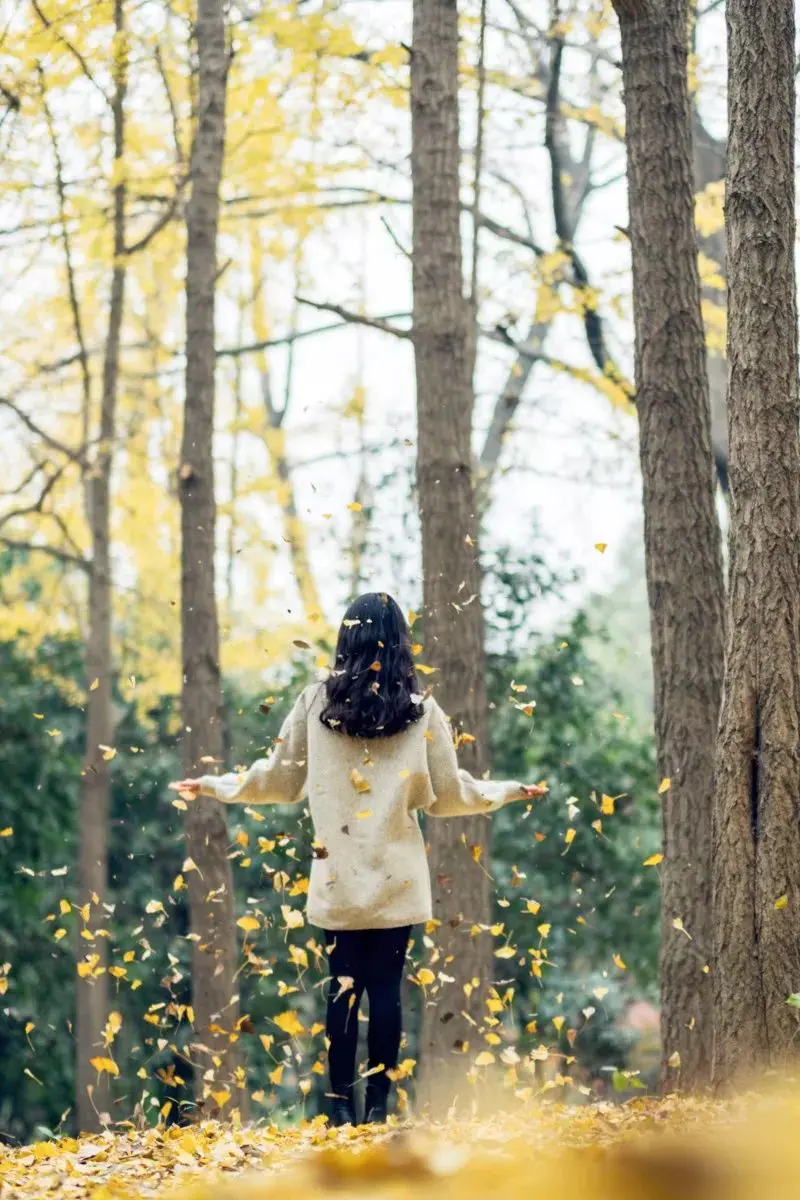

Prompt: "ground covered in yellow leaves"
[3,1090,800,1200]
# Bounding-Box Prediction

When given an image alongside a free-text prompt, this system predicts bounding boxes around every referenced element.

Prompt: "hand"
[168,779,202,798]
[519,783,548,800]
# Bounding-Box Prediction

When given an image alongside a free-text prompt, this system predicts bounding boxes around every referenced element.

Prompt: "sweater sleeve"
[199,692,308,806]
[423,699,525,818]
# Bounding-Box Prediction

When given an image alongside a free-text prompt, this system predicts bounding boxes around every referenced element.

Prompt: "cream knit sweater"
[199,683,525,931]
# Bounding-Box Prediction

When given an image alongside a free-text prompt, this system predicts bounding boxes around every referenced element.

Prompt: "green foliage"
[488,611,659,1076]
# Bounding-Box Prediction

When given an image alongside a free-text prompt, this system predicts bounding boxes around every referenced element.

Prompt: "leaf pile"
[0,1092,774,1200]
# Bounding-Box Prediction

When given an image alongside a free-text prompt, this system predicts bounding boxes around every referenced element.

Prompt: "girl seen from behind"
[170,592,546,1126]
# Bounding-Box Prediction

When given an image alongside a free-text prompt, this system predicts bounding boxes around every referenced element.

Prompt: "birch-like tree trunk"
[411,0,492,1105]
[712,0,800,1083]
[76,0,127,1132]
[612,0,726,1091]
[179,0,244,1112]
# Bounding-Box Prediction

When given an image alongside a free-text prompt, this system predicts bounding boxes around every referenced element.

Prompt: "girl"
[170,592,545,1127]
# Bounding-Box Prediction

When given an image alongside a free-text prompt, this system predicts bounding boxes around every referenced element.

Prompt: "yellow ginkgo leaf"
[775,894,789,911]
[273,1010,305,1037]
[90,1056,119,1077]
[474,1051,495,1067]
[417,968,435,986]
[237,915,259,933]
[658,777,671,794]
[643,853,664,867]
[350,768,371,794]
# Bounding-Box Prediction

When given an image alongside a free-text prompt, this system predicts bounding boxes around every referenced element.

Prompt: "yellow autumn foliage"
[2,1090,800,1199]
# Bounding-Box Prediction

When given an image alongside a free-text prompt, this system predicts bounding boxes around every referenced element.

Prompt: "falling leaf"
[525,900,541,915]
[355,809,372,820]
[594,542,607,553]
[417,968,435,986]
[775,894,789,911]
[600,794,615,815]
[415,664,438,675]
[99,745,117,761]
[474,1051,495,1067]
[269,1064,284,1086]
[0,827,12,838]
[672,917,692,938]
[658,777,671,794]
[347,501,362,512]
[211,1088,231,1109]
[537,923,551,938]
[237,915,259,933]
[668,1051,681,1069]
[273,1010,305,1037]
[552,1016,565,1032]
[90,1056,119,1077]
[89,678,99,691]
[643,853,664,867]
[350,768,371,794]
[495,946,516,959]
[613,954,627,970]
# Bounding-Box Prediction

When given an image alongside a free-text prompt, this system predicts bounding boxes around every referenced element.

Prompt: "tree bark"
[712,0,800,1084]
[411,0,493,1106]
[612,0,726,1091]
[179,0,244,1113]
[76,0,127,1132]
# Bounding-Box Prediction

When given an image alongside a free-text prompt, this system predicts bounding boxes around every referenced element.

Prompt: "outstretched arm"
[169,692,309,806]
[423,700,546,818]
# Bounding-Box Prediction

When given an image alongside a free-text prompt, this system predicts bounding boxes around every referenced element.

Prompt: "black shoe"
[363,1085,388,1124]
[329,1097,357,1127]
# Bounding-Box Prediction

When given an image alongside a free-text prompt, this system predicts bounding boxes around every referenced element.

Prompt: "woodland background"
[0,0,735,1142]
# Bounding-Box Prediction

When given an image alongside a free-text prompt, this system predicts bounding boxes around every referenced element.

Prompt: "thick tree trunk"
[180,0,244,1113]
[76,0,127,1132]
[411,0,492,1106]
[712,0,800,1084]
[612,0,726,1091]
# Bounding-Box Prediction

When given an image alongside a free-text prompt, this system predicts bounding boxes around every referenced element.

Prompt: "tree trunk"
[180,0,244,1113]
[411,0,492,1107]
[76,0,127,1132]
[712,0,800,1084]
[612,0,726,1091]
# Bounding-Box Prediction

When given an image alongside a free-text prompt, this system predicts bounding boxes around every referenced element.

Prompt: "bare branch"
[380,215,412,259]
[125,182,186,255]
[154,43,184,165]
[216,312,412,359]
[479,211,545,257]
[0,536,88,571]
[31,0,109,104]
[295,296,413,340]
[40,66,92,446]
[0,396,82,462]
[470,0,488,307]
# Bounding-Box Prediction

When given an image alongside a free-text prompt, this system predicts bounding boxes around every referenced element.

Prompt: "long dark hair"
[320,592,424,738]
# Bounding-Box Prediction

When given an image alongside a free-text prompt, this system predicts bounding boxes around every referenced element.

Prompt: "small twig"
[295,296,412,340]
[379,215,412,259]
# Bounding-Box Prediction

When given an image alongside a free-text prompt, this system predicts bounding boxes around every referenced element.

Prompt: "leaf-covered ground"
[4,1092,796,1200]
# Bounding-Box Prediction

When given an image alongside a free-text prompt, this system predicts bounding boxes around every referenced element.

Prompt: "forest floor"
[0,1091,769,1200]
[0,1090,794,1199]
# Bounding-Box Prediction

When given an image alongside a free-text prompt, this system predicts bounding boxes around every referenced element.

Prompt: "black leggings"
[324,926,411,1102]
